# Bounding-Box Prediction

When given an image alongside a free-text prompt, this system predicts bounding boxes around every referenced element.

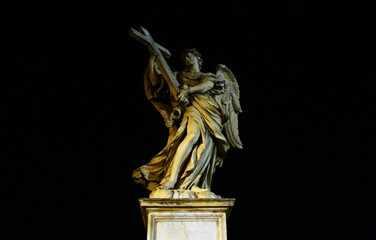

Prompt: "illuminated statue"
[130,27,242,198]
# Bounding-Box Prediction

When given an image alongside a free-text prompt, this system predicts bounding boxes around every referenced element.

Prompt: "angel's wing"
[215,64,243,149]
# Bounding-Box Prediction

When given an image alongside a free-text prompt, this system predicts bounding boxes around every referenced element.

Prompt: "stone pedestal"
[139,198,235,240]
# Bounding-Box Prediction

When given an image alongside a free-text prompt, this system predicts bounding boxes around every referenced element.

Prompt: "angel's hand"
[177,88,190,106]
[149,53,157,63]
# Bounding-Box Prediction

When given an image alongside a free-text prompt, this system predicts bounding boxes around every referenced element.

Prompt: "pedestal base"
[139,198,235,240]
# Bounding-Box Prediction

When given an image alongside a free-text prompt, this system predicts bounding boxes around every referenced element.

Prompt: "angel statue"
[130,27,242,199]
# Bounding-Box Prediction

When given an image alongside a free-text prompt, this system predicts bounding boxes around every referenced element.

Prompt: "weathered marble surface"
[139,198,235,240]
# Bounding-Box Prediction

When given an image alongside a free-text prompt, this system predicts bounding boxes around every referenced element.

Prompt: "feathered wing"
[215,64,243,149]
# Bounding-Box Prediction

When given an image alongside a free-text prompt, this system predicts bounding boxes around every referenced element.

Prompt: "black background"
[4,1,376,239]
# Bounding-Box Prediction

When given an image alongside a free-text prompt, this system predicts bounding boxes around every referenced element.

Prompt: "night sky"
[4,1,376,239]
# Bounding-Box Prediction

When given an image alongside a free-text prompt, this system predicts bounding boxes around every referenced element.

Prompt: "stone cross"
[129,27,180,96]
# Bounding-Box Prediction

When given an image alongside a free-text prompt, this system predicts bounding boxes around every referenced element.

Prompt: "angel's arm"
[147,54,161,86]
[177,78,214,104]
[188,79,214,94]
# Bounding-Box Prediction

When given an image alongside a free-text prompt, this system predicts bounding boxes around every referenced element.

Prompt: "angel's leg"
[159,117,200,189]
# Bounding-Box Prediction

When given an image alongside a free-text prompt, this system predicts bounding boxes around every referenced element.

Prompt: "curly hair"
[181,48,203,70]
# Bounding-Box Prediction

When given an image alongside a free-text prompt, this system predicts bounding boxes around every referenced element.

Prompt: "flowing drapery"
[132,71,230,191]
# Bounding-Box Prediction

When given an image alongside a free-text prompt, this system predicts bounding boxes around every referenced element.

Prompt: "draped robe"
[132,69,230,192]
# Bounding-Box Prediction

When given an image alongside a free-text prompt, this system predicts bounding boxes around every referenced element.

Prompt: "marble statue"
[130,27,242,199]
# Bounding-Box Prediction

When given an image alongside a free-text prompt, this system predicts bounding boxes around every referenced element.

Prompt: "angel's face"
[185,53,197,66]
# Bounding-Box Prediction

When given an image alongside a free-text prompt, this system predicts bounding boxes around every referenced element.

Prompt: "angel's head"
[181,48,203,71]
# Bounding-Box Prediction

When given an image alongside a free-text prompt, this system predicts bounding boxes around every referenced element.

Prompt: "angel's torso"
[176,71,224,122]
